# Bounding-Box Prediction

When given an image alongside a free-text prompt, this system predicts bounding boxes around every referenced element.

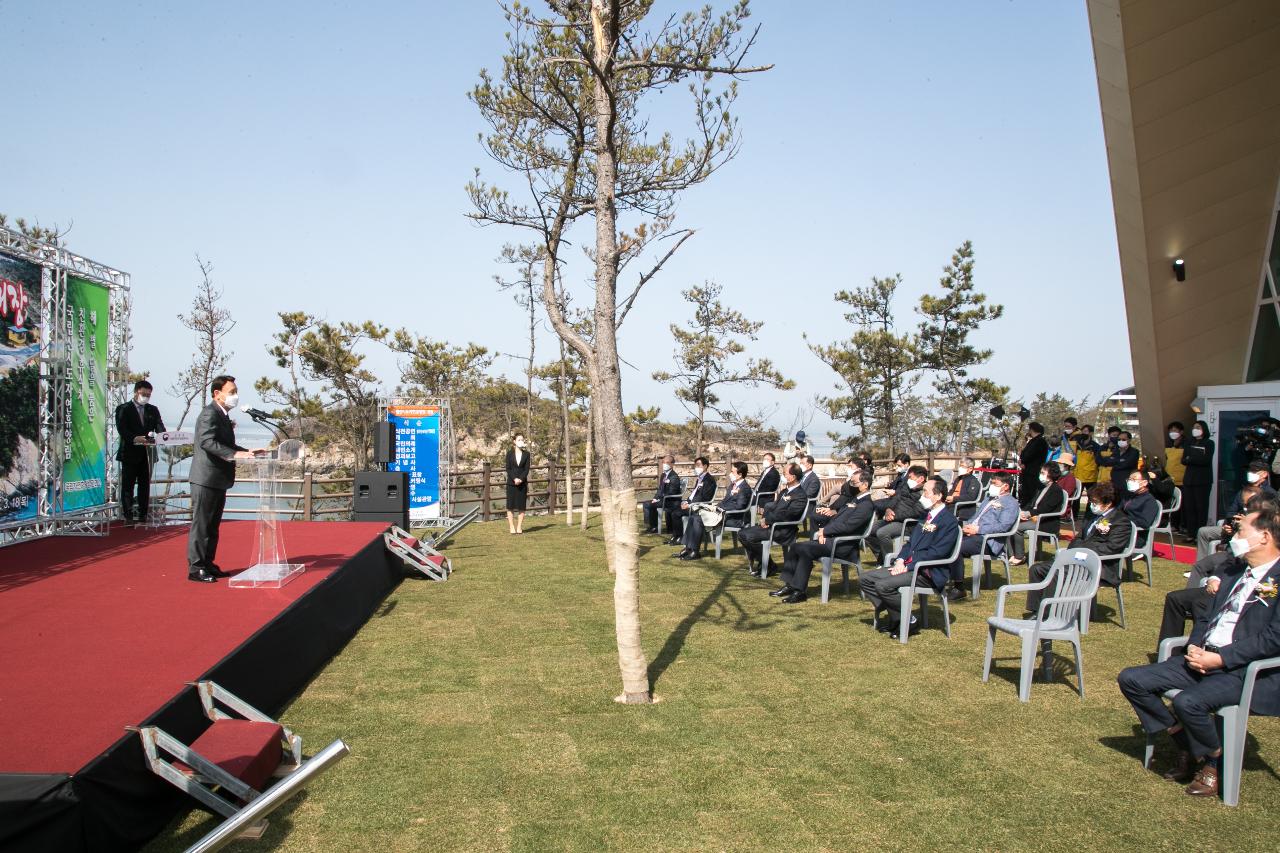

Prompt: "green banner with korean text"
[63,275,109,512]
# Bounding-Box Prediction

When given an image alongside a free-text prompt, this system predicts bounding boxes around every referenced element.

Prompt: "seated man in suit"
[643,454,681,534]
[798,454,821,502]
[1009,462,1069,565]
[738,464,807,576]
[884,453,911,494]
[861,477,959,639]
[666,456,716,543]
[955,473,1021,598]
[868,465,929,564]
[675,461,752,561]
[1118,506,1280,798]
[944,457,982,521]
[1122,469,1162,532]
[754,452,780,503]
[812,459,860,529]
[1025,481,1133,617]
[1163,493,1280,640]
[1196,462,1275,560]
[774,468,874,603]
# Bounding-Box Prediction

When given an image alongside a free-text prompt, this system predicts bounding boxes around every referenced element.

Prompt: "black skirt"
[506,481,528,511]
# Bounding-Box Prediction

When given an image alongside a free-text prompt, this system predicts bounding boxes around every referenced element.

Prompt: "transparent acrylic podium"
[230,440,307,589]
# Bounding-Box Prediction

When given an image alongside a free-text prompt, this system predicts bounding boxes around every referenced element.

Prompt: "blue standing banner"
[386,404,441,520]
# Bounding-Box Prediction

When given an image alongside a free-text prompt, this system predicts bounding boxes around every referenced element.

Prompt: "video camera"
[1235,418,1280,464]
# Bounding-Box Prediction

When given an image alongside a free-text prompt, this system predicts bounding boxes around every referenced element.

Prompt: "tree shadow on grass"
[649,569,780,689]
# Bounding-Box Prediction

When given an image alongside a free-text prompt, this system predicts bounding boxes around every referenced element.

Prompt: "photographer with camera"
[1179,419,1215,536]
[1194,460,1275,561]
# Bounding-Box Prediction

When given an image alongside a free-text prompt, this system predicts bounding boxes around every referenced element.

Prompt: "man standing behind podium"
[114,379,166,525]
[187,375,261,583]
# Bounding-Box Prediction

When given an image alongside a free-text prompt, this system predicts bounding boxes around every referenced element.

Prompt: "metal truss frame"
[377,397,455,522]
[0,225,131,547]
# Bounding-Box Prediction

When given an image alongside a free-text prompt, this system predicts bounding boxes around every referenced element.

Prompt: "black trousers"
[1181,483,1212,535]
[667,506,691,538]
[1159,587,1214,643]
[1118,656,1246,757]
[643,501,663,531]
[738,524,787,566]
[119,458,152,521]
[861,566,931,617]
[188,483,228,574]
[781,539,859,592]
[682,512,708,553]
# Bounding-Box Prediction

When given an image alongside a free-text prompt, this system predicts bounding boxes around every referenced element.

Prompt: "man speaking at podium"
[186,375,263,583]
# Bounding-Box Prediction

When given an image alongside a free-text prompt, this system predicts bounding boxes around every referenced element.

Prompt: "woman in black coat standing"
[1179,419,1215,536]
[505,433,531,534]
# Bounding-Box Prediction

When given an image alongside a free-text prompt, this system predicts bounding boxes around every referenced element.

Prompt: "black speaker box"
[353,470,409,516]
[353,509,409,530]
[373,421,396,464]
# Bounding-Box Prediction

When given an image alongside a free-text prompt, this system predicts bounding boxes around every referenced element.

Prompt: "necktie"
[1208,570,1258,634]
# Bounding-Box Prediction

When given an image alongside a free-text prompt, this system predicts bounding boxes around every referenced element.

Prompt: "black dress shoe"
[665,536,682,545]
[643,528,659,535]
[672,549,690,558]
[208,567,232,578]
[681,552,702,561]
[783,591,808,604]
[769,585,794,597]
[889,617,920,640]
[188,571,218,583]
[945,586,965,602]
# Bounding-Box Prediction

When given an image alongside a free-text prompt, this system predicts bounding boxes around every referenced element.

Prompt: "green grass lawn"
[144,517,1277,851]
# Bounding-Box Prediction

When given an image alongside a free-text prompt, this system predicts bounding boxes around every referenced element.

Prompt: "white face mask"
[1168,431,1180,441]
[1039,474,1050,485]
[222,393,240,410]
[136,394,150,404]
[694,467,704,476]
[987,485,1002,498]
[1089,503,1104,515]
[1248,471,1264,483]
[729,473,738,483]
[907,478,922,491]
[515,440,526,449]
[897,465,907,474]
[958,467,970,476]
[919,495,936,510]
[1229,533,1256,558]
[1126,480,1141,492]
[662,463,671,472]
[1192,428,1204,438]
[1117,440,1129,449]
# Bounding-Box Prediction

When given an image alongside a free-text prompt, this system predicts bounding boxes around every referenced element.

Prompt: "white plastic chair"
[1067,479,1084,533]
[881,517,920,568]
[1024,504,1068,563]
[1143,635,1280,806]
[816,513,877,603]
[1152,487,1182,554]
[970,524,1020,600]
[982,549,1101,701]
[1092,523,1141,631]
[872,527,963,645]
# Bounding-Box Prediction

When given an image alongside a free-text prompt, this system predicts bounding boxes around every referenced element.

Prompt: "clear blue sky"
[1,0,1130,448]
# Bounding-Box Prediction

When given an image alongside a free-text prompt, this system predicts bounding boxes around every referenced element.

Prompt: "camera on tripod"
[1235,418,1280,463]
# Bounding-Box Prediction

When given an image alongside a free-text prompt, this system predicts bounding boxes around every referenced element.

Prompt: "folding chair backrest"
[1044,549,1101,630]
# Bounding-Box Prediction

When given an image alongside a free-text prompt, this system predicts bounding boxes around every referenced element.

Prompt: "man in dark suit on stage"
[186,375,261,583]
[1119,507,1280,798]
[860,477,960,638]
[675,461,752,560]
[666,456,717,544]
[114,379,166,525]
[643,454,681,534]
[739,464,807,576]
[774,468,874,603]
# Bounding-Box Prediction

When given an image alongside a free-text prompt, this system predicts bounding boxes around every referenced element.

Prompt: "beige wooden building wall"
[1086,0,1280,453]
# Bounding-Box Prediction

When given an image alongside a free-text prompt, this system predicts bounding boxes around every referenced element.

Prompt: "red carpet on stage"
[0,520,389,775]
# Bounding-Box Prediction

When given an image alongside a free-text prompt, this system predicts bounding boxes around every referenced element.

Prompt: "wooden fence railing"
[150,453,974,521]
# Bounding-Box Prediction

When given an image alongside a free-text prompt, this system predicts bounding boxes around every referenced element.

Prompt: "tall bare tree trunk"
[591,0,649,703]
[581,402,593,529]
[558,339,573,524]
